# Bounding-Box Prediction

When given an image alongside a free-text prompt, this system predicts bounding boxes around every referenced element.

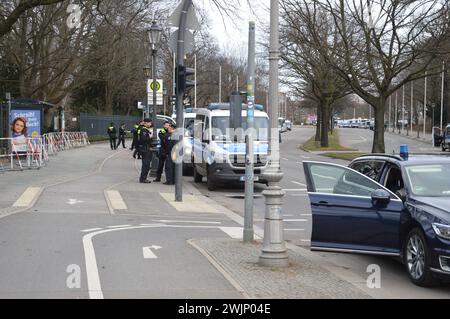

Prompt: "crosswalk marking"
[106,190,127,210]
[13,187,42,207]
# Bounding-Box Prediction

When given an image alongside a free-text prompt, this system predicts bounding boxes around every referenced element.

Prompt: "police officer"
[164,124,176,185]
[107,122,117,150]
[117,123,127,149]
[130,121,140,151]
[153,121,171,182]
[132,120,143,159]
[137,118,153,183]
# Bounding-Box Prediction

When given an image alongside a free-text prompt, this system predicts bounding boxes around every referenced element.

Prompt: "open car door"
[302,161,405,256]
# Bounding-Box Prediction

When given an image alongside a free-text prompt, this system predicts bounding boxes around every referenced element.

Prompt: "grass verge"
[302,129,357,152]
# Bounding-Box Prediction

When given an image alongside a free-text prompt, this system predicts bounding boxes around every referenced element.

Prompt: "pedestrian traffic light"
[176,65,195,94]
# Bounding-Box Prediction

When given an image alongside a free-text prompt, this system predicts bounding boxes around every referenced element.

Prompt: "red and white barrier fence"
[0,132,89,172]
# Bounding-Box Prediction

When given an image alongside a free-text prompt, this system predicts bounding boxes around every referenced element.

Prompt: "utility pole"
[441,61,445,132]
[219,65,222,103]
[388,95,391,131]
[259,0,288,268]
[175,0,192,202]
[411,81,414,136]
[244,21,256,243]
[194,53,197,109]
[402,85,406,135]
[424,72,427,139]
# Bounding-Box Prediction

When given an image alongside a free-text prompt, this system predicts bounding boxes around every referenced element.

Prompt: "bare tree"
[307,0,450,152]
[280,0,350,147]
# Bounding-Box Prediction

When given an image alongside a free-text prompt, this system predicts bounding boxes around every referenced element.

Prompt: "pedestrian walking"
[153,121,171,182]
[117,123,127,149]
[137,118,153,183]
[107,122,117,150]
[164,124,176,185]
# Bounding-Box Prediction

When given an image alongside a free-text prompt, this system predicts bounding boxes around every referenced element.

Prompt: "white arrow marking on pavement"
[68,199,84,205]
[143,246,162,259]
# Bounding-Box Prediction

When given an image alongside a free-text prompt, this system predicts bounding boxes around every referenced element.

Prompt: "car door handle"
[313,201,330,207]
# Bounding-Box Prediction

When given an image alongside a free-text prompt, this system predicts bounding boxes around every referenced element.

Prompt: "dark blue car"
[303,154,450,286]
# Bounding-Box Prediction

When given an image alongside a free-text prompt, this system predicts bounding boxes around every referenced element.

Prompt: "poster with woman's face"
[10,110,41,138]
[10,110,41,153]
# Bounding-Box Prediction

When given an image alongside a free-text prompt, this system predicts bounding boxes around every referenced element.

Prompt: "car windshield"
[405,164,450,197]
[211,116,269,141]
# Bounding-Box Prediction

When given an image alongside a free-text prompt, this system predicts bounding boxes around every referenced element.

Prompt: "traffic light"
[176,65,195,95]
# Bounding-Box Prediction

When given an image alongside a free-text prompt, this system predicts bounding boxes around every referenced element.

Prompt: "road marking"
[291,181,306,187]
[283,189,307,192]
[81,224,221,299]
[81,228,103,233]
[143,245,162,259]
[299,214,312,216]
[155,220,221,225]
[282,157,289,161]
[68,198,84,205]
[284,219,308,222]
[13,187,42,207]
[285,229,305,231]
[160,193,219,213]
[107,225,132,229]
[219,227,262,240]
[105,190,127,210]
[301,156,311,159]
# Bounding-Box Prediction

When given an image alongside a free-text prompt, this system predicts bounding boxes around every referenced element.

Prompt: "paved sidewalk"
[190,238,371,299]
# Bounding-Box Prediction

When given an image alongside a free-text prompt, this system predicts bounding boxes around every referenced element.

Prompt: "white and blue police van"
[191,103,270,191]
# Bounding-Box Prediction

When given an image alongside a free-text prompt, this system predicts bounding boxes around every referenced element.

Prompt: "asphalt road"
[0,146,243,299]
[190,127,450,298]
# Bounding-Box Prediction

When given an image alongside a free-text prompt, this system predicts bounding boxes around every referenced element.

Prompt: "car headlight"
[432,223,450,240]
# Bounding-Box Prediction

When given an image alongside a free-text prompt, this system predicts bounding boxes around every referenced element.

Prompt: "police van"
[191,103,270,191]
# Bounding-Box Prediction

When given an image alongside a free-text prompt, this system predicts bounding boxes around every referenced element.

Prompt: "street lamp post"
[143,66,151,119]
[259,0,289,268]
[148,21,163,178]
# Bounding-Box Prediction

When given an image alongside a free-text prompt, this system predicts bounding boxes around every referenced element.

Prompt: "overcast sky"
[201,0,270,57]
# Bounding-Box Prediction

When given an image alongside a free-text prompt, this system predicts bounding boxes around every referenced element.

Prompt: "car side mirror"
[371,189,391,206]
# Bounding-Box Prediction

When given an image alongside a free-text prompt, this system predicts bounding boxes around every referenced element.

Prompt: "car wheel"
[193,165,203,183]
[403,228,437,287]
[206,166,217,191]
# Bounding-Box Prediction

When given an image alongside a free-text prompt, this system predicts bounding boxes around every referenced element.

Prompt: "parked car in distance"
[303,151,450,286]
[285,120,292,131]
[278,117,287,133]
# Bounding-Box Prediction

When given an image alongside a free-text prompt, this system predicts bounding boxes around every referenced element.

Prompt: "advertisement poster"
[10,109,41,153]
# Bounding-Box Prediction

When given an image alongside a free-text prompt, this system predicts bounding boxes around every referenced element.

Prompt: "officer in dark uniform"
[137,118,153,183]
[132,121,143,159]
[117,123,127,149]
[107,122,117,150]
[164,124,176,185]
[153,121,171,182]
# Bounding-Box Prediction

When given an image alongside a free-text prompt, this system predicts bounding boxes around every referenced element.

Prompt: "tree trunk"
[315,105,321,142]
[320,102,330,147]
[372,98,386,153]
[104,83,113,115]
[18,15,27,97]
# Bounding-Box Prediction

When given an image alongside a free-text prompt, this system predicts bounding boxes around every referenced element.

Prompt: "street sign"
[167,0,199,31]
[147,79,163,105]
[169,29,194,54]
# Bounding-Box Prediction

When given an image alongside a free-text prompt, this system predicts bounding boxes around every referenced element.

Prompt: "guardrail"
[0,132,89,172]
